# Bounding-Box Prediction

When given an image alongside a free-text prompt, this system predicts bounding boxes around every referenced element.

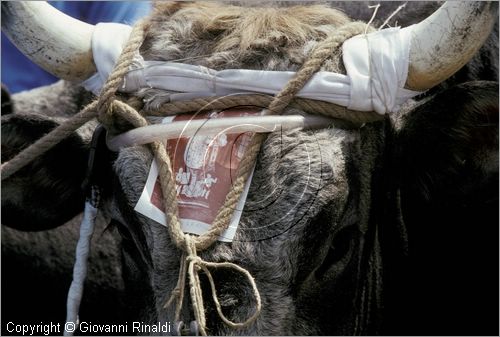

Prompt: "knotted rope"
[1,16,373,335]
[159,21,370,334]
[0,22,382,181]
[166,235,262,335]
[145,93,381,122]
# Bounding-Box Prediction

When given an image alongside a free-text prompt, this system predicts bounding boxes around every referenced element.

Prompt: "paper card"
[135,108,260,242]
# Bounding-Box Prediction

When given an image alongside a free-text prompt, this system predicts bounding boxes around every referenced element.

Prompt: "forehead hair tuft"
[144,1,351,69]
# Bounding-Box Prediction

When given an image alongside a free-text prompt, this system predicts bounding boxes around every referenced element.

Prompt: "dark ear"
[393,81,498,335]
[1,113,91,231]
[397,81,498,203]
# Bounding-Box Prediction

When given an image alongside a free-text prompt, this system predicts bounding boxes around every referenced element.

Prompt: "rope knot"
[96,100,116,128]
[144,20,369,336]
[1,14,379,335]
[186,255,203,266]
[164,235,261,335]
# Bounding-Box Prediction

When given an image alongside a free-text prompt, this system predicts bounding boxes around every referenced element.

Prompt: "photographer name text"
[6,321,172,335]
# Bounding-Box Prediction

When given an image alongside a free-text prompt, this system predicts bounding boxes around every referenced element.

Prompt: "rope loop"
[200,260,262,329]
[164,235,262,336]
[96,19,148,117]
[1,13,377,334]
[186,255,203,265]
[1,101,99,180]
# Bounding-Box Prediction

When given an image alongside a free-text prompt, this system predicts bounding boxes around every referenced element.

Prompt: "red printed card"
[135,108,260,241]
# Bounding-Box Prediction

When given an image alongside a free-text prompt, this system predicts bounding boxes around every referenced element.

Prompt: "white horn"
[1,1,96,81]
[404,1,498,91]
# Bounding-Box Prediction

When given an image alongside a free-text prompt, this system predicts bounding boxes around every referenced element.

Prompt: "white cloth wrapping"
[83,23,132,95]
[64,200,97,336]
[82,22,422,115]
[343,26,418,113]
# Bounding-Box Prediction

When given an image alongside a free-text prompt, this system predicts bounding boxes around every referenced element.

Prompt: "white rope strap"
[64,187,100,336]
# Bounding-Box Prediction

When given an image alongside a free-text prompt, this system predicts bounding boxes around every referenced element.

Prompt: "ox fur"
[1,81,95,230]
[2,2,498,335]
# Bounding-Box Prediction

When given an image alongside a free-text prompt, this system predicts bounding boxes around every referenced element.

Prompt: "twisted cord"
[267,21,367,114]
[0,22,380,181]
[147,94,382,124]
[1,15,374,335]
[109,100,185,249]
[1,101,98,180]
[1,20,149,180]
[189,21,369,251]
[164,234,263,336]
[194,132,265,250]
[164,251,187,323]
[165,22,369,334]
[97,19,149,122]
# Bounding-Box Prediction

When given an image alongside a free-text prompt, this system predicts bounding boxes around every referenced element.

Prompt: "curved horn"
[405,1,498,91]
[1,1,96,81]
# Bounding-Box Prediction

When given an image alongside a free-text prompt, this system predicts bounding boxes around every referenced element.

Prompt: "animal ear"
[393,82,498,335]
[1,113,91,231]
[396,81,498,203]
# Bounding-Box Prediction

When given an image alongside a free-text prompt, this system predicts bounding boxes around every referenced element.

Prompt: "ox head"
[2,2,498,335]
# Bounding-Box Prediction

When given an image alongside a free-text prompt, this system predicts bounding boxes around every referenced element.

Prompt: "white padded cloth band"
[343,26,418,113]
[83,23,133,95]
[82,22,422,115]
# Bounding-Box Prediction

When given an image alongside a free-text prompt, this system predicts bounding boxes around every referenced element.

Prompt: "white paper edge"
[134,158,254,242]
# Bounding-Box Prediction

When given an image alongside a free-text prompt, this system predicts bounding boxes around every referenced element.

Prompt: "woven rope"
[268,21,367,114]
[1,101,98,180]
[96,20,149,123]
[192,21,370,250]
[0,21,380,181]
[163,21,369,334]
[0,16,375,336]
[0,95,381,181]
[146,94,382,123]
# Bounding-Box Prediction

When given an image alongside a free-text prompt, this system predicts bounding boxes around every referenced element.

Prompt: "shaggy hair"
[138,2,352,113]
[2,2,498,335]
[142,2,350,72]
